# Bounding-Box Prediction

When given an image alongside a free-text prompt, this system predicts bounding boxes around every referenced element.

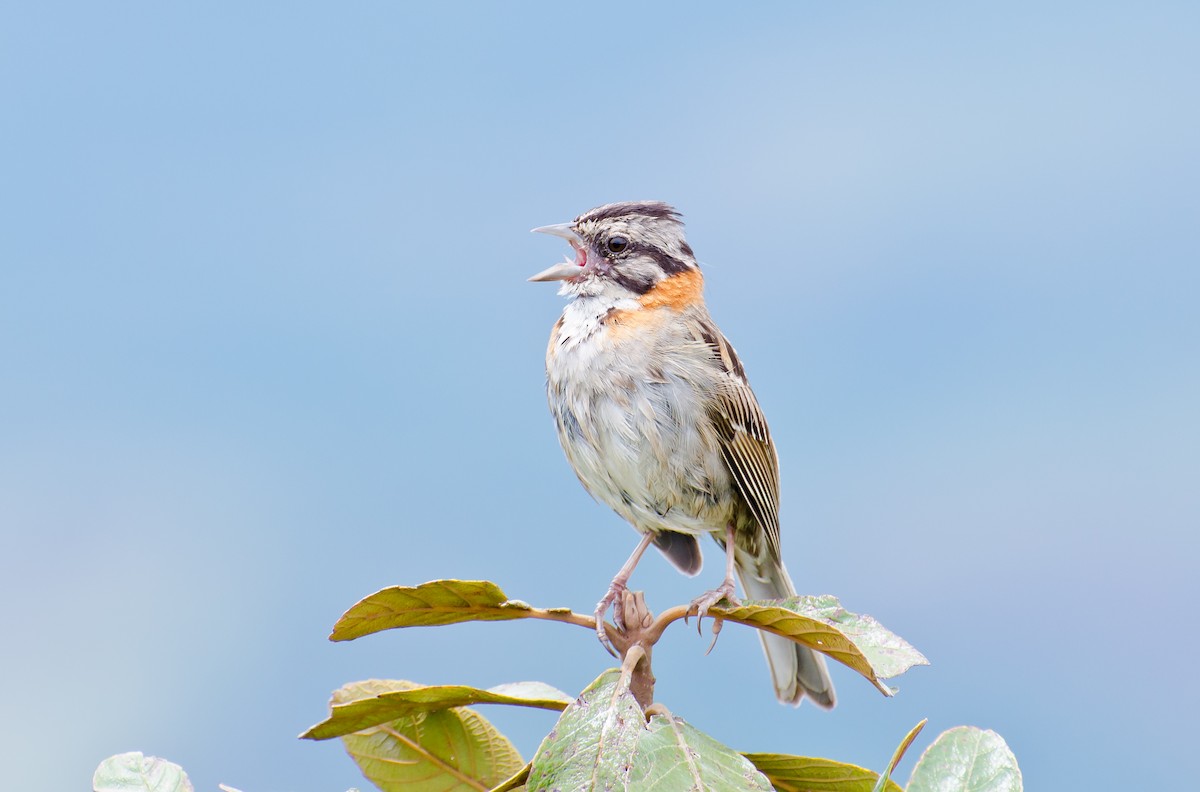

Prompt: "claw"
[596,623,618,657]
[688,579,739,633]
[613,598,628,632]
[689,524,741,634]
[705,618,725,655]
[593,583,627,658]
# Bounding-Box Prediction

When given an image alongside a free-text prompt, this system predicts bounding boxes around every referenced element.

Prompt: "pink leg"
[595,532,656,655]
[689,524,740,620]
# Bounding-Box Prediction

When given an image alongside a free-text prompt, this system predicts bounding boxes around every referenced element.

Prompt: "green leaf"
[907,726,1023,792]
[93,752,193,792]
[742,754,903,792]
[631,709,773,791]
[526,670,642,790]
[331,580,530,641]
[335,680,525,792]
[710,595,929,694]
[303,680,572,740]
[528,669,772,791]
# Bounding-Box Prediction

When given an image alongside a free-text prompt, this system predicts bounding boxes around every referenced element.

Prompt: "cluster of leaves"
[298,579,1020,792]
[92,579,1023,792]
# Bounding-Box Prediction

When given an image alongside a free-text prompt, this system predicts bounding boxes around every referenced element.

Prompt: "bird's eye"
[605,236,629,254]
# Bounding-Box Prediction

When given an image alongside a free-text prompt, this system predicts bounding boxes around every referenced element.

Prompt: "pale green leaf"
[795,596,929,680]
[526,670,642,790]
[335,680,525,792]
[742,754,903,792]
[528,670,771,791]
[711,595,929,694]
[630,709,773,791]
[486,681,572,703]
[93,752,193,792]
[907,726,1023,792]
[303,680,571,740]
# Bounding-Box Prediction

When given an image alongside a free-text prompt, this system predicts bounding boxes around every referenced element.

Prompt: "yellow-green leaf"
[871,719,927,792]
[741,754,904,792]
[488,762,531,792]
[331,580,529,641]
[303,681,571,740]
[335,680,524,792]
[711,595,929,695]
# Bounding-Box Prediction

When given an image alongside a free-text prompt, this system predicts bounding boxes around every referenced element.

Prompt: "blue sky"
[2,2,1197,790]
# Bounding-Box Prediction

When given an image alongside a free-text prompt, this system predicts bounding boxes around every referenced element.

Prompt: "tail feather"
[652,530,703,576]
[736,553,836,708]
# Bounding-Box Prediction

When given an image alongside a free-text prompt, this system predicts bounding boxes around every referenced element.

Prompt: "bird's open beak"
[529,223,588,282]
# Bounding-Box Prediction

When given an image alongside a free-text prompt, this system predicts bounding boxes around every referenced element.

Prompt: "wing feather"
[693,317,782,559]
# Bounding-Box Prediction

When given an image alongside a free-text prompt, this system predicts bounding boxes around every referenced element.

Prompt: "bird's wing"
[692,316,782,559]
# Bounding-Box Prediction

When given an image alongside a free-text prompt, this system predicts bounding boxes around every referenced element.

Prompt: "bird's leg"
[689,523,740,621]
[594,532,656,656]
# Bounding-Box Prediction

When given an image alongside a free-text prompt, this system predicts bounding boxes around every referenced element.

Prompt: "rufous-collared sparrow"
[530,201,834,707]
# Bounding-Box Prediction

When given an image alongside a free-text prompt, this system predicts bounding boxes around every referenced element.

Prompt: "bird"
[528,201,835,708]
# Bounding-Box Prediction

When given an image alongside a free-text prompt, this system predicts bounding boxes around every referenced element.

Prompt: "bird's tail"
[736,554,836,708]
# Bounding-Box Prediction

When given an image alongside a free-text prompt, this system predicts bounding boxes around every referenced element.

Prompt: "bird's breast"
[544,300,733,534]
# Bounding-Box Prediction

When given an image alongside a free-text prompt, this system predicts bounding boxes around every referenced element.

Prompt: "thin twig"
[645,604,692,643]
[507,604,604,631]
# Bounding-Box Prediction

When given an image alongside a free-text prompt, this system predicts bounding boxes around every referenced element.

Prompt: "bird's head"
[529,201,699,299]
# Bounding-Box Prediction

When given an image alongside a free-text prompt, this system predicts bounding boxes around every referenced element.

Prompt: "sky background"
[2,2,1197,790]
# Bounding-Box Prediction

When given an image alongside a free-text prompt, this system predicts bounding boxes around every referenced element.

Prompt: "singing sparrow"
[529,201,834,708]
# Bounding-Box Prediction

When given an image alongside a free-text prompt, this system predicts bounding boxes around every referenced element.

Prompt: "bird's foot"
[688,579,739,627]
[593,580,628,657]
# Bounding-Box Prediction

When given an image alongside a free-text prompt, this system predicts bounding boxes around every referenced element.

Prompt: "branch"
[330,579,927,704]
